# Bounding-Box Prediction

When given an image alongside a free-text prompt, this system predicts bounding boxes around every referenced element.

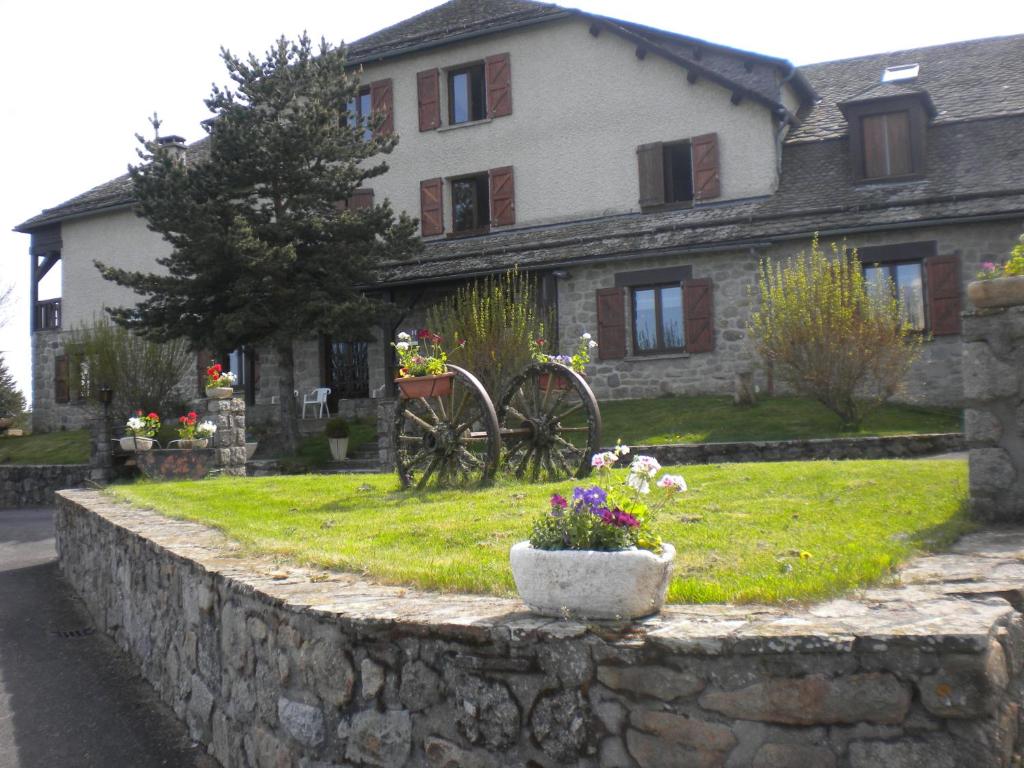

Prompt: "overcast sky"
[2,0,1020,402]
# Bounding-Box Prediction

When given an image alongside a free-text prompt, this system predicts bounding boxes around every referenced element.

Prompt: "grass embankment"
[111,458,969,604]
[597,396,961,446]
[0,429,91,464]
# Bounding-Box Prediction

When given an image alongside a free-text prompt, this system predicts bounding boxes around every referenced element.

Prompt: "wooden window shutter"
[417,69,441,131]
[683,278,715,352]
[349,189,374,210]
[489,166,515,227]
[596,288,626,360]
[636,142,665,209]
[54,354,69,403]
[485,53,512,118]
[370,78,394,136]
[691,133,721,201]
[926,255,961,336]
[420,178,444,236]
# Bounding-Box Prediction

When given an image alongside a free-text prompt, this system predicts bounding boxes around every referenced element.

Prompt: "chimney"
[156,134,187,164]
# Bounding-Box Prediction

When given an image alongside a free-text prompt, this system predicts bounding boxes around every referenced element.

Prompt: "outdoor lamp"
[98,385,114,406]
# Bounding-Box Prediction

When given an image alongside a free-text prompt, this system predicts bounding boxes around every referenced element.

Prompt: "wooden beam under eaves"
[589,22,600,37]
[687,70,698,85]
[730,92,743,106]
[635,46,647,60]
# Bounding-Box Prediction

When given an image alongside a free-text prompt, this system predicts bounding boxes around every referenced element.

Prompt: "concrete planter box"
[967,276,1024,308]
[510,541,675,619]
[205,386,234,399]
[119,436,154,451]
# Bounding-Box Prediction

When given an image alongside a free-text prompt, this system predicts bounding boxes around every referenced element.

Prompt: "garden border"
[57,488,1024,767]
[0,463,90,508]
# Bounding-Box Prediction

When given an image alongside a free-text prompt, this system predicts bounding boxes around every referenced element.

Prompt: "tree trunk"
[276,340,301,455]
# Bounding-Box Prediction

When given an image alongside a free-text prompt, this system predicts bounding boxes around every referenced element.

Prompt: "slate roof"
[789,34,1024,143]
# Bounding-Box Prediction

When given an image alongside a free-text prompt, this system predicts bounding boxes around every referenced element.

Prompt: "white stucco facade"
[357,16,782,231]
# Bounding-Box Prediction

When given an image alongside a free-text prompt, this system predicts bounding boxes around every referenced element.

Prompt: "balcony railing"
[34,298,61,331]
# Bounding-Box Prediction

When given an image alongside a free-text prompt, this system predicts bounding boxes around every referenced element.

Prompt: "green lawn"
[0,429,91,464]
[597,396,961,446]
[110,458,970,604]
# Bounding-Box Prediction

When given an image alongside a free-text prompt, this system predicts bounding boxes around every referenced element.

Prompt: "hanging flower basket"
[206,386,234,399]
[967,276,1024,309]
[119,436,155,452]
[395,372,455,400]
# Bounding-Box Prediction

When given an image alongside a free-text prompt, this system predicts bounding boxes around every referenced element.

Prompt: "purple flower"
[550,493,568,509]
[613,510,640,528]
[576,485,606,509]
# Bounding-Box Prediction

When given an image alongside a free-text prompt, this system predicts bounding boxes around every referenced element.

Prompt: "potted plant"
[174,410,216,448]
[531,332,598,391]
[325,416,350,461]
[968,236,1024,308]
[205,362,238,399]
[120,411,161,451]
[510,443,683,620]
[392,329,458,399]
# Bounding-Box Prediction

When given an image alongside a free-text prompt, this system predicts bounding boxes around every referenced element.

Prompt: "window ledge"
[854,174,926,186]
[639,201,694,213]
[446,227,491,240]
[624,352,691,362]
[438,118,493,133]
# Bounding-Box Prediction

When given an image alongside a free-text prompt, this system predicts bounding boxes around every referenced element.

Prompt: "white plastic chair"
[302,387,331,419]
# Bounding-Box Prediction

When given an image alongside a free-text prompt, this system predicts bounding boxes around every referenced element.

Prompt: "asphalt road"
[0,507,215,768]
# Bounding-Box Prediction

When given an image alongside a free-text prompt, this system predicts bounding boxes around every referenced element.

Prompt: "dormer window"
[839,91,936,183]
[862,111,912,179]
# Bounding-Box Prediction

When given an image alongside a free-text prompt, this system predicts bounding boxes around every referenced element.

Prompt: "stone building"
[14,0,1024,432]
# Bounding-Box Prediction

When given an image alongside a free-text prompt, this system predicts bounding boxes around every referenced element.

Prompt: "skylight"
[882,63,920,83]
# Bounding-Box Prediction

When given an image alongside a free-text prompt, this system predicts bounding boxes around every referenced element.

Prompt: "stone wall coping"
[613,432,964,452]
[3,463,91,469]
[58,489,1022,658]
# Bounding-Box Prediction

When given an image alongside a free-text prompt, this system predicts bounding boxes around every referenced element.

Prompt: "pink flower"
[982,261,997,272]
[657,474,688,492]
[550,494,567,509]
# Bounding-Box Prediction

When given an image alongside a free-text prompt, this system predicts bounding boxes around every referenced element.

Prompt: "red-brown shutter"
[691,133,721,201]
[596,288,626,360]
[417,69,441,131]
[683,279,715,352]
[370,78,394,136]
[636,142,664,209]
[420,178,444,236]
[485,53,512,118]
[489,166,515,227]
[54,354,69,403]
[926,255,961,336]
[349,189,375,210]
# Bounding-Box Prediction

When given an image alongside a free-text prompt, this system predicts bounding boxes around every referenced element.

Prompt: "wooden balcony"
[34,298,61,331]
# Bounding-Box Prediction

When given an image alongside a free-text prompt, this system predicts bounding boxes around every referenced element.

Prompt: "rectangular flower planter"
[395,372,455,399]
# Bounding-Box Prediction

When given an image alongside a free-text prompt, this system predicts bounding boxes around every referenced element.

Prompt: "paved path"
[0,508,214,768]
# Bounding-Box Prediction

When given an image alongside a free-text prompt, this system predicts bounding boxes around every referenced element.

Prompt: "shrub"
[427,268,547,398]
[750,236,921,430]
[325,417,350,439]
[0,353,26,418]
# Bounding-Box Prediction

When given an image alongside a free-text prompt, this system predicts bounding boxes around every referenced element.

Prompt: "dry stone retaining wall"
[58,489,1024,768]
[0,464,89,507]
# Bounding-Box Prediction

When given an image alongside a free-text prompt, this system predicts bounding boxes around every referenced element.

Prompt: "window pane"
[451,72,469,124]
[360,92,373,141]
[660,286,684,348]
[885,112,912,176]
[895,262,925,330]
[634,289,657,351]
[452,179,477,231]
[863,112,912,178]
[864,265,889,302]
[664,144,693,203]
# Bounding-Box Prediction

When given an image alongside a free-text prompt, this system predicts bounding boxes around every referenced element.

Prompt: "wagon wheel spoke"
[417,397,442,425]
[401,409,436,433]
[417,455,442,490]
[555,403,583,420]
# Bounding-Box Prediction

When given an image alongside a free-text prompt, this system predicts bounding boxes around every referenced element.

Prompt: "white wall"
[359,16,781,232]
[60,209,171,328]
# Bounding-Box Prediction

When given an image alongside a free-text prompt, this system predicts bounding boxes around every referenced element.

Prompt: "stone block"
[625,729,725,768]
[277,697,325,748]
[340,710,411,768]
[629,709,736,753]
[361,658,385,699]
[751,744,835,768]
[423,736,498,768]
[599,736,635,768]
[451,673,520,751]
[963,342,1019,401]
[596,664,705,701]
[969,448,1017,494]
[698,673,910,725]
[847,734,956,768]
[399,660,442,711]
[919,640,1009,718]
[530,690,590,762]
[965,409,1002,444]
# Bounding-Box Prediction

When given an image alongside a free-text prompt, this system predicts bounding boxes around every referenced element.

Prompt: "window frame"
[630,283,686,355]
[861,111,913,180]
[449,172,490,236]
[862,259,928,332]
[447,62,486,126]
[662,140,694,206]
[842,95,929,184]
[344,87,373,141]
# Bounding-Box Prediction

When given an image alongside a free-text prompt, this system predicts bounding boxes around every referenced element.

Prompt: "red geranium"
[416,329,431,340]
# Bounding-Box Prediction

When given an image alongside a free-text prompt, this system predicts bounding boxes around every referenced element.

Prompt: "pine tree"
[0,353,26,418]
[96,34,420,450]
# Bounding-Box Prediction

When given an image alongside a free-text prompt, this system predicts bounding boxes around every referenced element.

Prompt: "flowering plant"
[977,236,1024,280]
[529,442,685,553]
[530,332,598,374]
[205,362,237,389]
[125,410,161,438]
[392,329,461,378]
[176,411,217,440]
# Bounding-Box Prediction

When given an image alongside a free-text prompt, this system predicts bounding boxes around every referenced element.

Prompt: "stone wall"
[964,301,1024,521]
[31,329,92,434]
[202,397,248,477]
[58,489,1024,768]
[0,464,90,507]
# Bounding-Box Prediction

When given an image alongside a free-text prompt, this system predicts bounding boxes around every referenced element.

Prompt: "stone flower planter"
[245,441,259,461]
[328,437,349,461]
[509,541,676,620]
[175,438,209,449]
[206,386,234,399]
[119,436,155,451]
[967,276,1024,309]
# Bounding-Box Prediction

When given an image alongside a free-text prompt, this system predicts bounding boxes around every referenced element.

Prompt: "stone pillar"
[89,409,112,484]
[377,397,396,470]
[205,397,247,476]
[963,301,1024,521]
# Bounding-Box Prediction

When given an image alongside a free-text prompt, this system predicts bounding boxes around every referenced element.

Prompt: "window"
[664,142,694,204]
[448,64,486,124]
[637,133,719,209]
[862,112,912,179]
[451,174,490,233]
[345,88,373,141]
[324,339,369,404]
[632,285,685,353]
[864,262,926,330]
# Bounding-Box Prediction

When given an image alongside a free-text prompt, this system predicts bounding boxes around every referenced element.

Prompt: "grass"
[597,395,961,446]
[109,458,970,604]
[0,429,91,464]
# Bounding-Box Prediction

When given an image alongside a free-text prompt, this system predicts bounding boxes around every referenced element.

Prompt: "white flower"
[581,332,592,340]
[395,341,410,351]
[588,340,598,348]
[614,441,630,456]
[397,331,412,342]
[658,474,687,492]
[591,450,618,469]
[626,471,651,494]
[220,371,238,385]
[629,454,662,478]
[196,421,218,437]
[126,417,145,431]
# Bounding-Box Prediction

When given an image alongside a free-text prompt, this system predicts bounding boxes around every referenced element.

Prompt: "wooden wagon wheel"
[497,362,602,482]
[393,364,501,490]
